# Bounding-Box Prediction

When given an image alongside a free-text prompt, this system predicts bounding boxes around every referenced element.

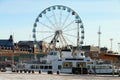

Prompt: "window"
[76,62,86,68]
[53,52,57,55]
[49,66,52,69]
[44,66,48,69]
[58,65,61,70]
[31,65,35,69]
[36,65,40,69]
[62,62,72,68]
[40,66,43,69]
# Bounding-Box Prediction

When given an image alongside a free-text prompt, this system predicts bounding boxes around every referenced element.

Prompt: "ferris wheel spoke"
[64,35,76,45]
[52,10,58,28]
[59,9,62,28]
[44,14,56,29]
[64,32,82,41]
[63,28,77,32]
[41,34,55,41]
[62,20,75,30]
[63,32,77,38]
[61,13,70,29]
[36,31,54,33]
[38,21,54,31]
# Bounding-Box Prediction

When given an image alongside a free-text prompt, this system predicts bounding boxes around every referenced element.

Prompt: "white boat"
[88,60,119,74]
[16,49,94,74]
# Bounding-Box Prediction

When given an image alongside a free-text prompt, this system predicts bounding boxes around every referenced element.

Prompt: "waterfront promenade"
[0,72,120,80]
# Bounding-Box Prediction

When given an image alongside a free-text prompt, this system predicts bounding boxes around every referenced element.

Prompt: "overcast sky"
[0,0,120,52]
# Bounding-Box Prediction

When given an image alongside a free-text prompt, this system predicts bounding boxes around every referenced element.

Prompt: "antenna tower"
[98,26,101,48]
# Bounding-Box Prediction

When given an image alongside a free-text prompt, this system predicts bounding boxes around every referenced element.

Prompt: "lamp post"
[118,43,120,54]
[12,43,14,68]
[110,38,113,51]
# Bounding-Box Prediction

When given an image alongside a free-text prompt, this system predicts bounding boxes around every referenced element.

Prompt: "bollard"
[26,70,28,73]
[57,70,60,75]
[28,70,31,73]
[12,70,15,72]
[118,70,120,77]
[24,70,27,73]
[47,71,53,74]
[32,70,34,73]
[39,70,41,74]
[16,70,19,73]
[20,70,22,73]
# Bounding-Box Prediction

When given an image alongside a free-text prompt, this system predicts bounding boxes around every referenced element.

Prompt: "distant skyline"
[0,0,120,52]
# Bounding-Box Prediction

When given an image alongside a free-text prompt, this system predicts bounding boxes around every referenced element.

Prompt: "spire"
[9,35,13,42]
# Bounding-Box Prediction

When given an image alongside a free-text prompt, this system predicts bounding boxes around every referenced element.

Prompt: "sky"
[0,0,120,52]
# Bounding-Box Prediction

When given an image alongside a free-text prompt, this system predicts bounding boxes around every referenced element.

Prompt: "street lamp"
[110,38,113,51]
[118,43,120,53]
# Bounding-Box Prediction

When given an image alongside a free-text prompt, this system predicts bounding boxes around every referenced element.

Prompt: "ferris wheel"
[32,5,84,48]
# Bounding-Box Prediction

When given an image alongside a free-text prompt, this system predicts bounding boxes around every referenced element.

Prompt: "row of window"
[95,66,112,69]
[19,48,33,52]
[30,62,86,69]
[62,62,86,68]
[0,47,33,52]
[30,65,62,70]
[0,47,13,50]
[31,65,52,69]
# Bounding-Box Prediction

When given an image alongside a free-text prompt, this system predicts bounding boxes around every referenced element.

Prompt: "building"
[17,41,34,53]
[0,35,13,50]
[0,35,14,61]
[17,40,49,54]
[81,45,120,67]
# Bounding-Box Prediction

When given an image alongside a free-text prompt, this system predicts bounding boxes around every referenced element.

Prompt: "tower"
[98,26,101,48]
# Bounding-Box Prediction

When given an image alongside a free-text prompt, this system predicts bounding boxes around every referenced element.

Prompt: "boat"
[88,60,119,74]
[15,48,95,74]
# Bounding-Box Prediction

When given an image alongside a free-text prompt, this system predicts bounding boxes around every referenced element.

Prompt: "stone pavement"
[0,72,120,80]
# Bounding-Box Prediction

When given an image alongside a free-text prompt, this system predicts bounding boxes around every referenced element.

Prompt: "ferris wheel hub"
[55,30,62,34]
